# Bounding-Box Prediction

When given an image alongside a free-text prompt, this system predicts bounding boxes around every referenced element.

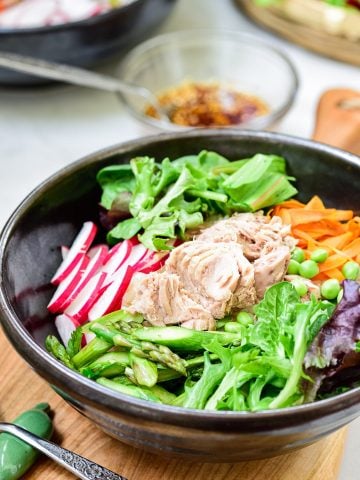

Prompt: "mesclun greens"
[97,151,297,250]
[304,280,360,399]
[47,282,352,411]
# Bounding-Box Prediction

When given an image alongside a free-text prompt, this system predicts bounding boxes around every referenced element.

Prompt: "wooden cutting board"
[0,328,346,480]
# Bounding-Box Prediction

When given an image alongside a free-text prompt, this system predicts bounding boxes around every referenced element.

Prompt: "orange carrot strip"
[274,208,292,225]
[304,196,325,210]
[288,209,337,226]
[299,221,346,237]
[342,238,360,258]
[277,199,305,209]
[313,273,329,281]
[292,228,316,244]
[319,255,348,272]
[323,268,345,282]
[328,210,354,222]
[320,232,354,250]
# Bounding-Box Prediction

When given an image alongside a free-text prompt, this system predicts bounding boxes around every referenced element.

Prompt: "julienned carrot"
[271,196,360,282]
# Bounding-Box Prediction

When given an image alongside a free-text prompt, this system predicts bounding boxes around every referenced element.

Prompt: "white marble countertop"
[0,0,359,478]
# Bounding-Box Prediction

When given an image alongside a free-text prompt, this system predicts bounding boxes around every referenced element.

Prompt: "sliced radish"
[138,252,169,274]
[102,240,132,280]
[61,245,69,260]
[47,255,89,314]
[58,245,108,311]
[103,242,147,287]
[51,221,97,285]
[65,271,106,323]
[124,243,148,266]
[88,244,109,259]
[88,265,135,321]
[55,314,81,347]
[129,236,140,246]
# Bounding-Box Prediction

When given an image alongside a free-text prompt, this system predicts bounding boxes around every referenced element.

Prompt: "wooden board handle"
[312,88,360,155]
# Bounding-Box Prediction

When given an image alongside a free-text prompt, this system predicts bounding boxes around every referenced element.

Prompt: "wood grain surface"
[0,328,346,480]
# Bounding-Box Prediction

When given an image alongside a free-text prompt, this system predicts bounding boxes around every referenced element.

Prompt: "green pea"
[236,311,253,326]
[287,259,300,275]
[310,248,329,263]
[299,260,319,279]
[290,279,308,297]
[342,261,360,280]
[291,247,305,263]
[224,322,243,333]
[0,403,53,480]
[321,279,341,300]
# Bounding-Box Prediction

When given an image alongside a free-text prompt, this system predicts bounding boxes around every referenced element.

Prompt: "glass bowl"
[118,30,299,130]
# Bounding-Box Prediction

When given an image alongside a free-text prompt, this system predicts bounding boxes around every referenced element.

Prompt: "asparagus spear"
[80,351,130,379]
[97,377,162,403]
[45,336,75,370]
[110,377,176,404]
[90,323,187,376]
[133,326,243,351]
[157,353,219,382]
[148,384,177,404]
[81,309,143,333]
[130,353,158,387]
[72,337,113,369]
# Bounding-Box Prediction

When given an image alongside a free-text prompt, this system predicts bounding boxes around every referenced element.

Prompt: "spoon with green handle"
[0,403,127,480]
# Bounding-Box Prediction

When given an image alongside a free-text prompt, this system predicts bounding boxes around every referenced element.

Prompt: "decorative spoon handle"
[0,422,127,480]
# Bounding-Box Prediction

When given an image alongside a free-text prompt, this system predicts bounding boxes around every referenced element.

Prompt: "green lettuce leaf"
[96,164,135,210]
[97,151,298,250]
[221,154,297,211]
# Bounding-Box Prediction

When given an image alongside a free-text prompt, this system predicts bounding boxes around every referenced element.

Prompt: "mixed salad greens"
[98,151,297,250]
[45,150,360,411]
[46,280,360,410]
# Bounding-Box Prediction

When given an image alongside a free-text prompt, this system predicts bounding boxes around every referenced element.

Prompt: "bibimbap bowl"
[0,130,359,461]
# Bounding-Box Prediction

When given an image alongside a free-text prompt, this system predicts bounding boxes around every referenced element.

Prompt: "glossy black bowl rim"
[0,0,143,35]
[1,129,360,430]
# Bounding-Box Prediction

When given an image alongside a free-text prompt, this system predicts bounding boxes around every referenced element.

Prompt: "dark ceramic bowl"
[0,130,360,462]
[0,0,176,86]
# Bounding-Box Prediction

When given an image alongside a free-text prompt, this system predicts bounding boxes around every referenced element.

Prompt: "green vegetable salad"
[45,150,360,411]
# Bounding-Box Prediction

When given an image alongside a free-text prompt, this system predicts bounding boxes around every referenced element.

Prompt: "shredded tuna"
[166,241,256,318]
[122,272,216,330]
[123,212,294,330]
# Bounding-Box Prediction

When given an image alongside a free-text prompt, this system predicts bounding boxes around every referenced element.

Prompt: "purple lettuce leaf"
[303,280,360,399]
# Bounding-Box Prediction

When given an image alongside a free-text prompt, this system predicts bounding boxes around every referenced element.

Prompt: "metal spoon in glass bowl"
[0,50,170,123]
[0,422,127,480]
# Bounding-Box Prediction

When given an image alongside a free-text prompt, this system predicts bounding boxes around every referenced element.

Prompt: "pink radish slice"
[65,271,106,323]
[129,236,140,246]
[58,245,108,312]
[102,242,147,287]
[47,255,89,314]
[55,314,81,347]
[123,243,148,266]
[102,240,132,279]
[87,265,135,321]
[51,221,97,285]
[138,253,169,274]
[61,246,69,260]
[88,244,109,259]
